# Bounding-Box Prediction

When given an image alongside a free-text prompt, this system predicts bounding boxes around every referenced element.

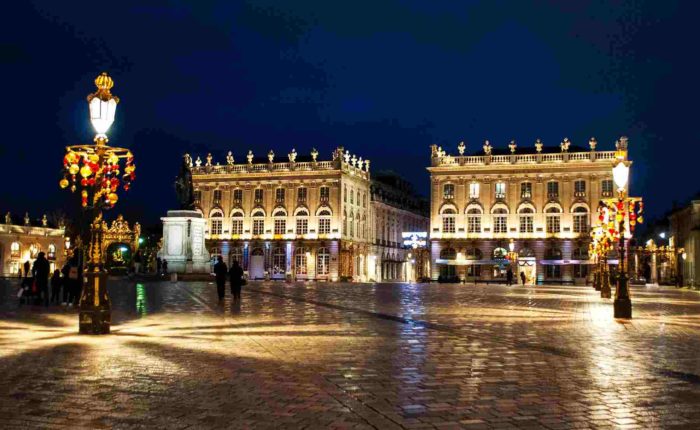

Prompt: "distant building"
[191,147,371,281]
[369,172,429,282]
[426,138,625,284]
[0,212,67,276]
[669,199,700,288]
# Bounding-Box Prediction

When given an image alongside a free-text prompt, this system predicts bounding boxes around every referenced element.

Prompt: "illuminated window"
[467,208,482,233]
[233,189,243,204]
[547,181,559,199]
[520,182,532,199]
[210,209,223,235]
[575,180,586,197]
[29,243,40,258]
[193,190,201,203]
[317,247,330,275]
[493,208,508,233]
[469,183,480,199]
[443,183,455,200]
[275,188,285,204]
[213,189,222,205]
[319,186,329,203]
[231,210,243,235]
[297,187,307,203]
[274,218,286,235]
[254,188,263,204]
[252,209,265,235]
[272,247,286,275]
[495,182,506,199]
[47,244,56,260]
[573,206,589,233]
[295,247,308,275]
[441,207,456,233]
[10,242,20,259]
[546,207,561,233]
[229,247,243,266]
[602,179,613,197]
[318,208,332,235]
[519,207,534,233]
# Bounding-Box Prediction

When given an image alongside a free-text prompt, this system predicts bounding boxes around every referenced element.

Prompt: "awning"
[435,258,506,266]
[539,259,619,265]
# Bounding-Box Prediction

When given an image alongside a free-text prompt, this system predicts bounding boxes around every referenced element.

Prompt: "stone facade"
[369,173,429,282]
[0,212,67,277]
[426,138,625,284]
[191,147,371,281]
[669,199,700,288]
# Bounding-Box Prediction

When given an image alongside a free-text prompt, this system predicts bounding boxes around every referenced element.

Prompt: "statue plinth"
[160,210,210,274]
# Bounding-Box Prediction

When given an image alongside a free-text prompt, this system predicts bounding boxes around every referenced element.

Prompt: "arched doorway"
[249,247,265,280]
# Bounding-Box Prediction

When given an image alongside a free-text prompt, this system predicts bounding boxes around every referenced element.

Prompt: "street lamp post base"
[79,271,111,335]
[614,297,632,319]
[600,284,611,299]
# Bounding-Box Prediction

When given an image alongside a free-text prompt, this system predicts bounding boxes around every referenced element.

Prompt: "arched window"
[492,207,508,233]
[317,207,332,235]
[518,247,534,258]
[441,207,456,234]
[317,247,330,275]
[209,209,224,235]
[229,246,243,266]
[493,247,508,259]
[231,209,244,235]
[272,247,286,275]
[518,206,534,233]
[29,243,40,258]
[573,206,589,233]
[10,242,20,259]
[465,248,483,260]
[252,209,265,235]
[273,208,287,235]
[467,208,482,233]
[47,244,56,260]
[440,247,457,260]
[545,206,562,233]
[295,247,308,275]
[545,248,562,259]
[295,208,309,235]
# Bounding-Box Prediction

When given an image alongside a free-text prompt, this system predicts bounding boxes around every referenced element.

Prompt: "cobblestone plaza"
[1,280,700,429]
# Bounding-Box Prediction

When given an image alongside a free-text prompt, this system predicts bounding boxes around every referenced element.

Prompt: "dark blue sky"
[2,1,698,225]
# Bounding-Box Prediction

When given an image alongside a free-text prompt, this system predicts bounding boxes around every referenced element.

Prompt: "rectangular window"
[602,179,613,197]
[443,184,455,200]
[519,215,533,233]
[574,180,586,197]
[254,188,263,204]
[547,182,559,199]
[211,220,222,235]
[362,193,366,208]
[233,189,243,204]
[253,219,264,235]
[546,216,560,233]
[232,219,243,235]
[319,218,331,234]
[546,265,561,279]
[297,187,307,203]
[442,216,455,233]
[494,216,507,233]
[275,188,285,203]
[495,182,506,199]
[350,189,354,204]
[320,187,329,203]
[193,190,202,203]
[573,214,588,233]
[520,182,532,199]
[469,183,480,199]
[274,219,286,235]
[296,219,308,235]
[344,185,347,203]
[467,215,481,233]
[213,190,222,204]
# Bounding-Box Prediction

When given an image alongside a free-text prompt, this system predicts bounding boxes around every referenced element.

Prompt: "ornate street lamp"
[597,138,643,318]
[59,72,136,334]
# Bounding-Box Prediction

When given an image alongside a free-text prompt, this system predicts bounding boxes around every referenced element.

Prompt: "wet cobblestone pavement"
[1,279,700,429]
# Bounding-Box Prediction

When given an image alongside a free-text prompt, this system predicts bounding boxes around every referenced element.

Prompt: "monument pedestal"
[160,210,210,274]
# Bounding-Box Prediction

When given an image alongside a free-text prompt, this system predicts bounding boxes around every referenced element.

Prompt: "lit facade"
[669,199,700,288]
[427,138,624,284]
[191,147,371,281]
[1,212,67,276]
[369,173,429,282]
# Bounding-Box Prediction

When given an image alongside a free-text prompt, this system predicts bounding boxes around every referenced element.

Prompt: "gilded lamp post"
[59,72,136,334]
[596,137,643,318]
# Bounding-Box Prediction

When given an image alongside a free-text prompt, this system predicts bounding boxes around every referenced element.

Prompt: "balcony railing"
[574,191,586,198]
[432,150,617,167]
[520,191,532,199]
[547,193,559,200]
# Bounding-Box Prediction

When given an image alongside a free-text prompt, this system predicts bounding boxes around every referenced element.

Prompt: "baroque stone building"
[427,138,625,284]
[369,172,429,282]
[669,199,700,288]
[191,147,371,281]
[0,212,67,276]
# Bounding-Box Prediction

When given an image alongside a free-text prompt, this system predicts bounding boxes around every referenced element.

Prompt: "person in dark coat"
[50,269,62,304]
[60,260,71,305]
[32,252,50,306]
[229,260,244,302]
[23,260,31,279]
[213,256,228,302]
[156,257,162,275]
[520,271,527,285]
[506,267,514,286]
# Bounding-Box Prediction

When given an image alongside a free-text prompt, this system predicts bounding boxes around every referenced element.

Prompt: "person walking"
[162,259,168,275]
[63,255,80,306]
[520,271,527,286]
[213,256,228,302]
[506,267,514,286]
[229,260,244,302]
[156,257,162,275]
[32,252,50,307]
[133,250,142,274]
[50,269,62,304]
[23,260,31,279]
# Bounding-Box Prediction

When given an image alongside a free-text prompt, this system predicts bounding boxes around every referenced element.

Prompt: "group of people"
[213,256,245,302]
[505,268,529,286]
[18,254,82,307]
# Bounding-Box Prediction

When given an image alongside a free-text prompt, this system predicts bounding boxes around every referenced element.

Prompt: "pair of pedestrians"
[213,256,245,303]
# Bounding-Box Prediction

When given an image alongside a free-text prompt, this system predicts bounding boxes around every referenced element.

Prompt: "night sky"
[2,1,698,227]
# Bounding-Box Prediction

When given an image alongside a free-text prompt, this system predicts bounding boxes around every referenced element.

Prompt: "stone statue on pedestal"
[174,154,195,210]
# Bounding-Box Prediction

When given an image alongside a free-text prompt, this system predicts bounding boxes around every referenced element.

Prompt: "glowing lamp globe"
[612,161,630,193]
[87,72,119,139]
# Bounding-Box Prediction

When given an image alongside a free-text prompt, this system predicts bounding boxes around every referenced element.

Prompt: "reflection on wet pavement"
[1,279,700,429]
